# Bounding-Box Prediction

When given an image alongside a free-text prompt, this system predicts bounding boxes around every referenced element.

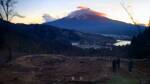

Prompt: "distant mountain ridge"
[46,8,144,36]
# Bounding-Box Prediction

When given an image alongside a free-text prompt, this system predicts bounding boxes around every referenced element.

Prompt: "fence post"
[128,60,133,72]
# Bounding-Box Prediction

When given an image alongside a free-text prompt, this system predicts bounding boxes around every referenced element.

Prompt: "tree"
[0,0,21,63]
[0,36,4,49]
[120,0,141,33]
[0,0,23,21]
[148,17,150,27]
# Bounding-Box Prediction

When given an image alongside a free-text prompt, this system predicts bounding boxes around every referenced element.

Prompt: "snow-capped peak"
[67,7,106,19]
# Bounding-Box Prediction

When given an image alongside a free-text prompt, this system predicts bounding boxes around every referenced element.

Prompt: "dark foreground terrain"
[0,54,149,84]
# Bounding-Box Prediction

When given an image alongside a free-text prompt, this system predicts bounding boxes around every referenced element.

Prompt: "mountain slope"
[46,8,143,36]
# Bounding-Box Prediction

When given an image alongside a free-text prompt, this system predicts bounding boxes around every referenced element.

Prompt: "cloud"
[42,14,55,22]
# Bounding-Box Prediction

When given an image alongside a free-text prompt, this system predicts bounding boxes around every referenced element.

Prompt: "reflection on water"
[114,40,131,46]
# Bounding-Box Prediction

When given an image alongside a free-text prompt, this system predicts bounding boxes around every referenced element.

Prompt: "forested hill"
[0,19,115,60]
[0,19,81,53]
[130,26,150,59]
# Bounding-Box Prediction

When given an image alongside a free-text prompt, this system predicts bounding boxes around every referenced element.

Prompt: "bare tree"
[0,13,3,19]
[120,0,141,33]
[0,0,23,21]
[148,17,150,27]
[0,0,23,63]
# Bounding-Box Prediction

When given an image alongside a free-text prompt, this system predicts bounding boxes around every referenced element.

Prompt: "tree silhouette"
[0,0,23,63]
[0,0,23,21]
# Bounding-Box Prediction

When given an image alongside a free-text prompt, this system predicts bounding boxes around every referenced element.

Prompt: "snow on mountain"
[45,7,144,36]
[67,8,106,20]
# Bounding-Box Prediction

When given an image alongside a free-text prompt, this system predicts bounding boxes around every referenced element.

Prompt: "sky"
[11,0,150,25]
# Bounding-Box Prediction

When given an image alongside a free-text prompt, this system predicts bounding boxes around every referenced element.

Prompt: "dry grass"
[0,54,149,84]
[0,54,112,84]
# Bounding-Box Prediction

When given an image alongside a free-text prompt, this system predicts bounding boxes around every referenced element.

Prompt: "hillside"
[0,19,116,63]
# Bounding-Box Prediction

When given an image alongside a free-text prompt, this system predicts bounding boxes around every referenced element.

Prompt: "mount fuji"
[45,7,143,36]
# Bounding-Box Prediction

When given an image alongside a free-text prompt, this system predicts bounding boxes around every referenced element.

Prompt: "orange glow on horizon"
[11,16,43,24]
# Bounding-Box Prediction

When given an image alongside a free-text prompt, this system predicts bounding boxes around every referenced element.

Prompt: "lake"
[114,40,131,46]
